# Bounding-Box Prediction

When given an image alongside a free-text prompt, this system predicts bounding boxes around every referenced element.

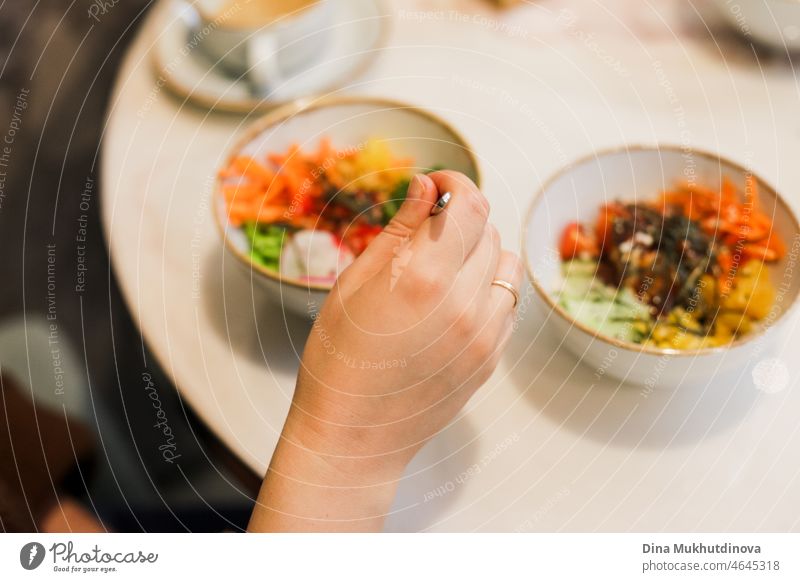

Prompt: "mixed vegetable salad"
[556,176,785,349]
[220,138,425,286]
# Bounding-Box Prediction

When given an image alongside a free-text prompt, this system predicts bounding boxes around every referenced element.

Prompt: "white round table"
[103,0,800,531]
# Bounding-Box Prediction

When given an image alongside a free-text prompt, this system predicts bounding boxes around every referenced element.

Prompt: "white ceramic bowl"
[524,146,800,388]
[713,0,800,52]
[214,96,480,317]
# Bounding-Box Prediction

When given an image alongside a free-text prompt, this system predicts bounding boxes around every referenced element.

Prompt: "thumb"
[336,173,438,292]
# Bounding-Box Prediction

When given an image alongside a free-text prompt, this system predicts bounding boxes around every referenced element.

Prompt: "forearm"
[247,409,404,532]
[247,171,518,532]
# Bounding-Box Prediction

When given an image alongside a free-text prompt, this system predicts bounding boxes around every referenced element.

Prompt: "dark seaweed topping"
[600,203,716,314]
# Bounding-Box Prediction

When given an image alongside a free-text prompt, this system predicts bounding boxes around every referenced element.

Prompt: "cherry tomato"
[559,222,599,260]
[345,223,383,256]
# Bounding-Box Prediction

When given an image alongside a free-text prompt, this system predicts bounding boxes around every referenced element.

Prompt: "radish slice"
[280,230,354,284]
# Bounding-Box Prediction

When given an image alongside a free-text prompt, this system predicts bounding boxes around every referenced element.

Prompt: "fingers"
[383,173,439,238]
[490,250,524,313]
[457,250,524,394]
[459,224,501,295]
[413,171,489,276]
[338,170,490,305]
[445,225,501,345]
[336,173,437,293]
[490,251,524,358]
[475,250,523,362]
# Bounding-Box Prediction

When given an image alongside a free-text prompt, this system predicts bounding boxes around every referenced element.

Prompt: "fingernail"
[407,173,425,200]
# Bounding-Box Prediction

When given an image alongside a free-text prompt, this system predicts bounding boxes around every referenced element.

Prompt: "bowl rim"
[523,143,800,357]
[213,94,482,292]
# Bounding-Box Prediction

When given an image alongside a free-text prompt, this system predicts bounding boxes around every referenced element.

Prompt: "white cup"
[189,0,332,94]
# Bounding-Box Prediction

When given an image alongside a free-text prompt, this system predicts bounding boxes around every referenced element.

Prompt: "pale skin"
[248,171,524,532]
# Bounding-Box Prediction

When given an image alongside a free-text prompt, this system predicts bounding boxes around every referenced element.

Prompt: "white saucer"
[152,0,389,113]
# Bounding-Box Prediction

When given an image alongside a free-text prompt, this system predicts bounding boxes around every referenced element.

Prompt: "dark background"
[0,0,257,532]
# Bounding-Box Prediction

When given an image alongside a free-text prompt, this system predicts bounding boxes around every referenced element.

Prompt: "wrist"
[280,406,409,485]
[248,409,405,532]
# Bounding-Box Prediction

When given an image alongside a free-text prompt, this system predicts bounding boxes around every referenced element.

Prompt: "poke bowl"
[525,146,800,388]
[213,97,480,316]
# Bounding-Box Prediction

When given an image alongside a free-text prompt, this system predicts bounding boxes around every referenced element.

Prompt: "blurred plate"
[152,0,389,113]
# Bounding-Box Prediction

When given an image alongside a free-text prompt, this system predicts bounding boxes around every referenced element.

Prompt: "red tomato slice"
[345,224,383,256]
[559,222,599,260]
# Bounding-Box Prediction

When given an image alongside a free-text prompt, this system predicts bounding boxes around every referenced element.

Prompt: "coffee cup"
[189,0,332,95]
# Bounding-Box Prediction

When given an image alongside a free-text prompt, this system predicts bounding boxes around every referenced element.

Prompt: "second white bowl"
[525,146,800,388]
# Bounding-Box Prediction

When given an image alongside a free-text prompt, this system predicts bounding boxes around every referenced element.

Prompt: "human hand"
[249,171,523,531]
